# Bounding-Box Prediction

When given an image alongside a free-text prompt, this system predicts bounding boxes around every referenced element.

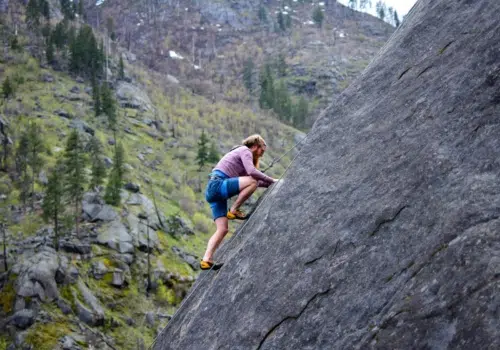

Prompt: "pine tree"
[101,83,116,129]
[27,122,44,210]
[104,143,124,206]
[92,77,101,117]
[78,0,84,17]
[42,160,64,250]
[52,21,68,50]
[41,0,50,22]
[258,5,267,23]
[394,10,400,27]
[274,80,292,122]
[2,77,14,99]
[26,0,41,30]
[16,132,30,211]
[276,54,287,77]
[207,142,220,164]
[277,11,286,31]
[376,1,386,21]
[196,130,209,171]
[60,0,75,20]
[119,55,125,80]
[293,96,309,128]
[88,137,106,190]
[259,64,274,109]
[243,58,255,94]
[285,12,292,29]
[312,6,324,28]
[63,130,87,235]
[46,41,54,64]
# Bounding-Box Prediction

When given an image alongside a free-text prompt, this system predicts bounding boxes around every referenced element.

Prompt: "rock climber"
[200,134,277,270]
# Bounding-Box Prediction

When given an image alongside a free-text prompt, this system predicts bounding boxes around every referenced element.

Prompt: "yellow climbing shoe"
[200,260,223,270]
[200,260,214,270]
[227,209,247,220]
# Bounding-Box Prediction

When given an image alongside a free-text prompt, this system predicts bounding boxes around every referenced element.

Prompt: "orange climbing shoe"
[200,260,224,270]
[227,209,247,220]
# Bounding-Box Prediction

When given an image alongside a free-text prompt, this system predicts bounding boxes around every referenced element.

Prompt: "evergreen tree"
[27,122,44,210]
[88,137,106,190]
[42,160,64,250]
[243,58,255,94]
[46,41,55,64]
[2,77,14,99]
[16,132,30,211]
[274,80,292,122]
[258,5,267,23]
[104,143,124,206]
[207,142,220,164]
[26,0,41,30]
[63,130,87,235]
[78,0,84,17]
[52,21,68,50]
[119,55,125,80]
[277,11,286,31]
[394,10,400,27]
[293,96,309,128]
[259,64,275,109]
[376,1,386,21]
[276,54,287,77]
[348,0,357,9]
[285,12,292,29]
[70,25,101,77]
[60,0,75,20]
[196,130,209,171]
[91,77,101,117]
[312,6,325,28]
[101,83,116,129]
[41,0,50,21]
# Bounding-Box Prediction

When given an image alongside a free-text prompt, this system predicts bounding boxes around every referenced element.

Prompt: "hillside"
[0,0,394,349]
[94,0,394,127]
[153,0,500,348]
[0,2,300,349]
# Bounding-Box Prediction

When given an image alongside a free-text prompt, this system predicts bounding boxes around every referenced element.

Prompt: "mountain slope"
[153,0,500,348]
[94,0,394,126]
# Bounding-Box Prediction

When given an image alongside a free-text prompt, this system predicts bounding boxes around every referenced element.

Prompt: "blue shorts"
[205,170,240,220]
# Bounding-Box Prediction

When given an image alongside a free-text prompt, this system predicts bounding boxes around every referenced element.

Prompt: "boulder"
[91,261,108,280]
[54,109,72,119]
[116,82,153,111]
[111,269,127,288]
[97,220,134,254]
[8,309,35,329]
[82,202,118,222]
[171,246,198,271]
[75,280,104,326]
[127,214,159,250]
[12,250,60,301]
[152,1,500,349]
[124,182,140,193]
[69,119,94,136]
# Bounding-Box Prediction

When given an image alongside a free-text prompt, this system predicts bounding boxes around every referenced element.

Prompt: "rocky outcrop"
[116,82,153,111]
[154,1,500,349]
[97,220,134,254]
[12,249,60,302]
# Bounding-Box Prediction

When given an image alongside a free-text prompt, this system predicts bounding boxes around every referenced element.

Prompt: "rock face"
[154,1,500,349]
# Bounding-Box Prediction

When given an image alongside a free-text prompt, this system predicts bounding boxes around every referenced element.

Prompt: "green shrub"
[192,213,212,234]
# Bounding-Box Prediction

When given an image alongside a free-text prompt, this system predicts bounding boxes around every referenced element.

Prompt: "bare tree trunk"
[54,211,59,251]
[146,217,151,294]
[2,223,7,271]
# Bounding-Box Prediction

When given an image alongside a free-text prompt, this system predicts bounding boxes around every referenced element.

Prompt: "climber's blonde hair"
[242,134,267,149]
[242,134,266,168]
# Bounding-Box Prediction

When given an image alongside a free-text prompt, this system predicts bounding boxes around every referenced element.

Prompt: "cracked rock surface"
[154,0,500,349]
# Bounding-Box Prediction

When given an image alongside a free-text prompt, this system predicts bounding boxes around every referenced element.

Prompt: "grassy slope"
[0,29,299,347]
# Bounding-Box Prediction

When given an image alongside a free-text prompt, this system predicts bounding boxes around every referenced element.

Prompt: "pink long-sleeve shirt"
[214,146,274,187]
